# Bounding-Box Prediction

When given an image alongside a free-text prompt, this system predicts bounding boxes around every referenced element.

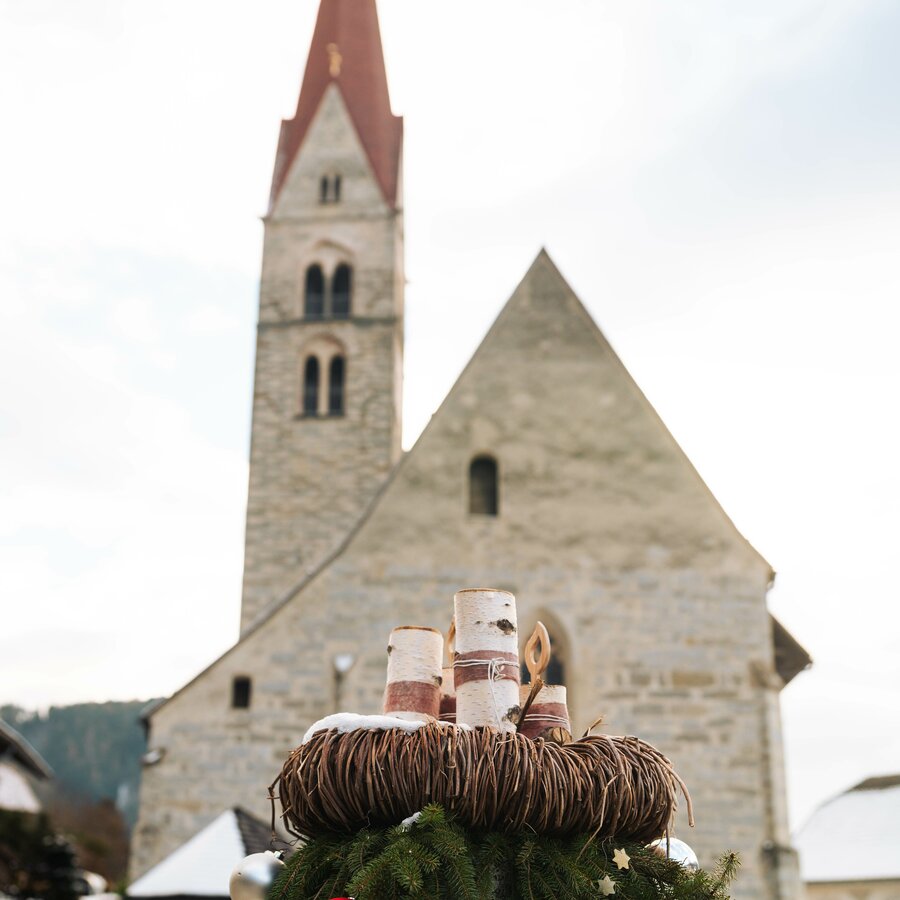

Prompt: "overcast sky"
[1,0,898,831]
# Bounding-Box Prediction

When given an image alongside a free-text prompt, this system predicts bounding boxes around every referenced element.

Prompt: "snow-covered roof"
[795,775,900,883]
[0,761,42,813]
[128,809,271,899]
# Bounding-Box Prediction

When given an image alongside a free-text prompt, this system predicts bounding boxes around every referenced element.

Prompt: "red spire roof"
[269,0,403,211]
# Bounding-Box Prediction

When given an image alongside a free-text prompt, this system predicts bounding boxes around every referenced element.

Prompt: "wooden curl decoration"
[524,621,551,683]
[273,724,692,841]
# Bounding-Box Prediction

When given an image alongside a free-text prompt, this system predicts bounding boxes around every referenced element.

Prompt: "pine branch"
[274,805,740,900]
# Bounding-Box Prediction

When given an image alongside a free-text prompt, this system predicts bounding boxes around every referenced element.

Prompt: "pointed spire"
[269,0,403,212]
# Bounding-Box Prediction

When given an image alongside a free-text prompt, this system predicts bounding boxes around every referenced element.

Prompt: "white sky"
[1,0,898,831]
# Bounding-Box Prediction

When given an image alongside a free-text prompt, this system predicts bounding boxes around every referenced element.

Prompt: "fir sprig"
[271,804,739,900]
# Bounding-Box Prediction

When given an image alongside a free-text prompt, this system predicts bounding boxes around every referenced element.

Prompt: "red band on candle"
[439,696,457,722]
[453,650,520,688]
[384,681,440,718]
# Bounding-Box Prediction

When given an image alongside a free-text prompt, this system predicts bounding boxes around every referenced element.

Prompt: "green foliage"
[1,700,151,828]
[272,805,740,900]
[0,810,80,900]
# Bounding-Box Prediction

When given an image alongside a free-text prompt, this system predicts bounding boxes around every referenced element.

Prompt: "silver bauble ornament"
[647,837,700,872]
[228,851,285,900]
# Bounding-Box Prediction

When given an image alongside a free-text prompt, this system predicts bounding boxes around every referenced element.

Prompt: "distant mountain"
[1,701,153,829]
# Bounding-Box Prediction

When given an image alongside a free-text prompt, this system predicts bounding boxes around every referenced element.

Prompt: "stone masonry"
[240,84,403,632]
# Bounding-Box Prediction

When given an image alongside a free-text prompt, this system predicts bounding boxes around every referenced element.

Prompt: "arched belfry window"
[332,264,352,319]
[303,356,320,415]
[318,175,342,204]
[304,265,325,319]
[469,455,498,516]
[231,676,252,709]
[329,356,345,416]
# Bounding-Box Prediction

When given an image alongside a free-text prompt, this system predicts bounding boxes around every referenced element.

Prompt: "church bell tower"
[240,0,404,632]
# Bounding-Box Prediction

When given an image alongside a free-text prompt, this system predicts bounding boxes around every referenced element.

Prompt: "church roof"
[269,0,402,212]
[796,776,900,883]
[771,615,812,685]
[127,808,272,899]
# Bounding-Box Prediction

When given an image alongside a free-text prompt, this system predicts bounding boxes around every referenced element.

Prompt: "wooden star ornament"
[613,847,631,870]
[598,874,616,896]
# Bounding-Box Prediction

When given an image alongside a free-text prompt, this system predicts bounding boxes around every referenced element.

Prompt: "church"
[130,2,810,898]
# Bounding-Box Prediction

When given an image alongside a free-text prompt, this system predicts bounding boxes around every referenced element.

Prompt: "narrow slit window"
[333,175,342,203]
[303,356,320,415]
[232,676,251,709]
[329,356,345,416]
[332,264,352,319]
[304,265,325,319]
[469,455,498,516]
[319,176,329,204]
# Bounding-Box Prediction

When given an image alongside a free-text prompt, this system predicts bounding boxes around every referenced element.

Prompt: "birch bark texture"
[383,626,443,721]
[518,683,571,739]
[453,588,520,732]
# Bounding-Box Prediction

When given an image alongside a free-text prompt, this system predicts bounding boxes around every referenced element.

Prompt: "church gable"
[349,249,768,573]
[272,84,388,219]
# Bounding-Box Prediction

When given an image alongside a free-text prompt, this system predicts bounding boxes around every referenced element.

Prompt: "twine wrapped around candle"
[383,626,443,721]
[453,588,520,732]
[518,683,572,740]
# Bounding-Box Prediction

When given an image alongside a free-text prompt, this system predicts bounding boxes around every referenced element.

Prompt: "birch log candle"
[438,666,456,722]
[518,683,572,740]
[439,619,457,722]
[453,588,520,732]
[383,626,443,721]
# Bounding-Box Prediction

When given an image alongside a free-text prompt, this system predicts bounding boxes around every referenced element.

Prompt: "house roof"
[127,808,272,899]
[0,718,53,780]
[0,761,42,814]
[795,776,900,883]
[269,0,402,212]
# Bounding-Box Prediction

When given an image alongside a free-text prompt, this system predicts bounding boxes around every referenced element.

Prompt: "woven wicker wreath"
[273,723,692,840]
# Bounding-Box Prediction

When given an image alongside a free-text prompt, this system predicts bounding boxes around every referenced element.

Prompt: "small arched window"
[232,676,252,709]
[469,455,498,516]
[303,356,320,415]
[332,264,352,319]
[333,175,342,203]
[329,356,345,416]
[304,265,325,319]
[319,176,329,204]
